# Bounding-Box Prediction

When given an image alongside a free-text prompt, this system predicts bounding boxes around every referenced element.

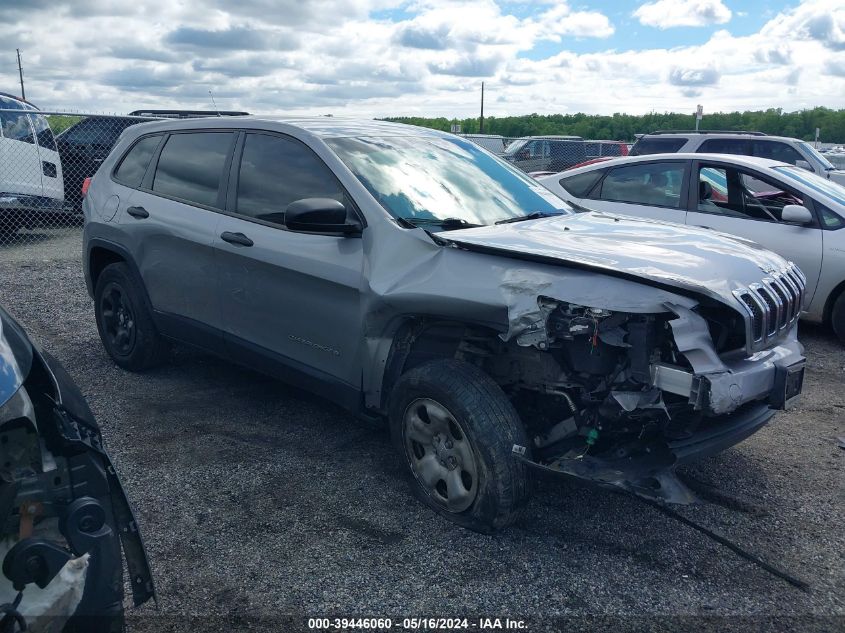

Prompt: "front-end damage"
[462,268,806,504]
[0,307,154,630]
[360,213,807,506]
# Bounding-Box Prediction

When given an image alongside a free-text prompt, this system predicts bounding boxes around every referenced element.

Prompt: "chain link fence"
[461,133,629,176]
[0,96,159,251]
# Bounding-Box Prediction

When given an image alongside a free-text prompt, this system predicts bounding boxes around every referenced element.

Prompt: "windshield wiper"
[495,211,565,225]
[398,217,484,230]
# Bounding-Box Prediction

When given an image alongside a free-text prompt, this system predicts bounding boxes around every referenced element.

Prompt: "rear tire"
[831,291,845,345]
[389,359,532,533]
[94,263,169,371]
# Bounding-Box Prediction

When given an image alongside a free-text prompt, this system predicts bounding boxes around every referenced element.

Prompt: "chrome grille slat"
[767,278,789,330]
[779,273,800,321]
[735,263,805,353]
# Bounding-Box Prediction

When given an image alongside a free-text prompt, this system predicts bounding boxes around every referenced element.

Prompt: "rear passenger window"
[236,133,348,227]
[115,136,161,187]
[152,132,232,207]
[629,137,686,156]
[697,139,749,155]
[598,162,685,208]
[559,170,604,197]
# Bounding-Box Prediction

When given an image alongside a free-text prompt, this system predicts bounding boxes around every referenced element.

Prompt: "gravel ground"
[0,233,843,632]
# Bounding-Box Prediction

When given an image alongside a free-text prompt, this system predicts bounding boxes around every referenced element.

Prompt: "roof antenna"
[208,90,221,117]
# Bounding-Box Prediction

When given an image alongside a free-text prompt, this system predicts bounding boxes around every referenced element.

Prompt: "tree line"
[383,107,845,143]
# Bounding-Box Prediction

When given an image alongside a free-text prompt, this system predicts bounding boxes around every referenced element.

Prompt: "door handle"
[220,231,254,247]
[126,206,149,219]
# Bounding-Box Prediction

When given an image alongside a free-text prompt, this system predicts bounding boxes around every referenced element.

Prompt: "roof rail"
[647,130,767,136]
[128,109,250,118]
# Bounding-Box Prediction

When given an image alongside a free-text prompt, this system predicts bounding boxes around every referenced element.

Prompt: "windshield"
[773,165,845,206]
[799,142,835,171]
[326,135,571,227]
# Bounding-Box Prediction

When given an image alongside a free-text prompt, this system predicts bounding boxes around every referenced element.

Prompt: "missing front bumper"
[517,402,776,504]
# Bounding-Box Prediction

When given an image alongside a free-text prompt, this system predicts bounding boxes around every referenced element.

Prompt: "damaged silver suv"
[82,118,806,533]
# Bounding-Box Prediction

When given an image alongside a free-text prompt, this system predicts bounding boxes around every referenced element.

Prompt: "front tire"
[94,263,169,371]
[389,359,532,533]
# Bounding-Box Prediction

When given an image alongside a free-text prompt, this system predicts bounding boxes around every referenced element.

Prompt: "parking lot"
[1,232,843,632]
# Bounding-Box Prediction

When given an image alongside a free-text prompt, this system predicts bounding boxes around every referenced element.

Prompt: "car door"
[581,159,690,223]
[686,160,823,304]
[29,113,63,207]
[119,130,235,346]
[0,101,43,201]
[215,131,365,393]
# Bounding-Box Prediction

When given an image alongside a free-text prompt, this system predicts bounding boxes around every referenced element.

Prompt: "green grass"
[45,115,83,134]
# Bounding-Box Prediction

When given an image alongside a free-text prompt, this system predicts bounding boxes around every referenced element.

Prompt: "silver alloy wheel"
[402,398,479,512]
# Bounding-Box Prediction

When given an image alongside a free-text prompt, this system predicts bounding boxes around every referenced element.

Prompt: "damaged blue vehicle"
[0,305,153,631]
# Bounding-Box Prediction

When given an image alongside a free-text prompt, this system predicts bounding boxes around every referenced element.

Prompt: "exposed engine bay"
[461,297,805,503]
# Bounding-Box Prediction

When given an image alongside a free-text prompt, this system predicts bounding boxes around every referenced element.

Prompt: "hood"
[439,212,792,310]
[0,306,33,409]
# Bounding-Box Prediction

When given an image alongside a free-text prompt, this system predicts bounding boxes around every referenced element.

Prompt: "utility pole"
[16,49,25,101]
[479,82,484,134]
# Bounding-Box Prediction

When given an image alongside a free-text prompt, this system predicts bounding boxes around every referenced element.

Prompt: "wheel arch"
[86,239,154,315]
[373,316,504,414]
[823,278,845,325]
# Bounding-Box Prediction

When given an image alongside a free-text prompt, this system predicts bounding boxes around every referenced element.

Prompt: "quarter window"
[236,133,348,227]
[559,170,604,198]
[115,136,162,187]
[597,162,685,208]
[814,202,844,229]
[152,132,233,208]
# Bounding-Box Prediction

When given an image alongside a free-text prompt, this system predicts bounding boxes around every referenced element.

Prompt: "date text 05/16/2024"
[308,618,528,630]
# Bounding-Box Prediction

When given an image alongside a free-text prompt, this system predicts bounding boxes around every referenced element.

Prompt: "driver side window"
[236,133,349,228]
[697,165,806,222]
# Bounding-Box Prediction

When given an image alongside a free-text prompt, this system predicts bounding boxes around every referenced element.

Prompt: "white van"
[0,92,64,234]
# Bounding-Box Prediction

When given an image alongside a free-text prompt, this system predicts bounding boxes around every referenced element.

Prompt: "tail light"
[619,142,629,156]
[81,177,92,198]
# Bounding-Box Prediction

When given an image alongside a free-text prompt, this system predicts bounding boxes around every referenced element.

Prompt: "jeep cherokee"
[82,117,806,533]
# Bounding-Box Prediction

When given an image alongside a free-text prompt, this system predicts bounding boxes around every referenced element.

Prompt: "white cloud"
[538,3,615,39]
[634,0,732,29]
[0,0,842,118]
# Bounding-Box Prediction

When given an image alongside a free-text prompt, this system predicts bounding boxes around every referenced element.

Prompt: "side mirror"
[781,204,813,225]
[795,159,813,172]
[285,198,361,235]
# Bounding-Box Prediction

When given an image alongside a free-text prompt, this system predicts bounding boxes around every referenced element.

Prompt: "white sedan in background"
[539,153,845,342]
